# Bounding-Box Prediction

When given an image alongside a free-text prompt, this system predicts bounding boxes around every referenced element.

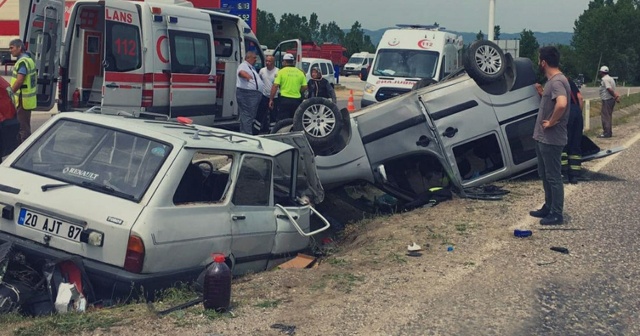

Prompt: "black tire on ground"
[412,78,438,90]
[292,97,344,152]
[463,40,506,85]
[270,118,294,134]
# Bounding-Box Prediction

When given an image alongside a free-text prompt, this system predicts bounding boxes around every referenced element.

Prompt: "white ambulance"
[21,0,301,128]
[361,24,463,107]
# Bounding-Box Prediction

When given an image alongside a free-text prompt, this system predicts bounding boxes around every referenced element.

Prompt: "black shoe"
[540,213,564,225]
[529,206,550,218]
[597,134,611,138]
[569,178,578,185]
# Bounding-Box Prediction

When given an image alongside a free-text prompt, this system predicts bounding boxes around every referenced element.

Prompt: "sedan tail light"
[124,235,145,273]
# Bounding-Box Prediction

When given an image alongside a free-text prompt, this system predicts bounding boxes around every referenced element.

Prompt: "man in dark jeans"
[529,46,571,225]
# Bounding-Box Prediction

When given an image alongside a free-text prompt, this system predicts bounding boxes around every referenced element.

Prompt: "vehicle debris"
[271,323,297,336]
[550,247,570,254]
[278,254,317,269]
[513,229,533,238]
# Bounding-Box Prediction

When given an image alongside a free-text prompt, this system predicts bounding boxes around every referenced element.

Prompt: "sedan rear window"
[13,120,171,201]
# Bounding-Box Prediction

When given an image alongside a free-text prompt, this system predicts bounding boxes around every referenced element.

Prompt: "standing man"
[597,65,620,138]
[529,46,571,226]
[255,55,278,134]
[236,51,264,134]
[269,53,306,122]
[9,39,36,143]
[561,79,585,184]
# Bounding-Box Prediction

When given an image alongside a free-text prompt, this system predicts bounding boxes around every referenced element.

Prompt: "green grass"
[387,252,407,264]
[326,273,365,293]
[254,299,282,309]
[327,257,348,266]
[13,312,121,336]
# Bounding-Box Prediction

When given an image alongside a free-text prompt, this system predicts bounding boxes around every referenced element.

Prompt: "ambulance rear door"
[21,0,64,111]
[165,9,216,123]
[102,1,143,110]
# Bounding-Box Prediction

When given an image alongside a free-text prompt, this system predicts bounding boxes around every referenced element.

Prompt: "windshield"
[348,57,365,64]
[13,119,172,202]
[372,49,440,78]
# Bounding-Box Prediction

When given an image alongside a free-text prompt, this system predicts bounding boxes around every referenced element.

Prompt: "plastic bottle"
[203,254,232,312]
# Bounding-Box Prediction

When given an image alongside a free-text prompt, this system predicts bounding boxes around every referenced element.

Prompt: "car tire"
[464,40,506,85]
[412,78,438,90]
[292,97,344,153]
[270,118,295,134]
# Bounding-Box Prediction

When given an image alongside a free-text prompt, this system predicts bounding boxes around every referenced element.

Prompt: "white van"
[301,57,336,86]
[20,0,301,128]
[343,52,373,76]
[361,24,463,107]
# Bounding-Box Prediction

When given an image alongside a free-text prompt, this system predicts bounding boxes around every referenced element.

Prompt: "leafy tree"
[278,13,311,41]
[572,0,640,84]
[309,13,321,43]
[476,30,484,40]
[519,29,539,61]
[494,25,501,40]
[256,9,280,48]
[344,21,375,55]
[320,21,345,44]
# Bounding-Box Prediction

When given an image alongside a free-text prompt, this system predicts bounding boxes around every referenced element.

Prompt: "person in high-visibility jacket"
[561,78,584,184]
[9,39,36,143]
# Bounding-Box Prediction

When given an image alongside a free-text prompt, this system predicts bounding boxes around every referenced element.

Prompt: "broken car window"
[173,152,233,205]
[454,134,504,181]
[13,120,171,201]
[232,156,272,206]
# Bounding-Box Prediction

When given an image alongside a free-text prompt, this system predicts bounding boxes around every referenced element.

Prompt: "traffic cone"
[347,90,355,112]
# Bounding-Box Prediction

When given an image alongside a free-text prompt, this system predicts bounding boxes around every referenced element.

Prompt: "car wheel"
[270,118,294,134]
[412,78,438,90]
[464,40,506,84]
[293,97,344,151]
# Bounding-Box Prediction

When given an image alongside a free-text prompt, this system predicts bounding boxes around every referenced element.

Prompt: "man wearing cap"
[269,53,306,122]
[597,65,620,138]
[236,51,264,134]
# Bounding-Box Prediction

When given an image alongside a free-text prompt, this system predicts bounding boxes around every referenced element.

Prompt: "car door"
[102,1,143,109]
[273,39,302,69]
[260,136,330,270]
[165,9,216,120]
[21,0,64,111]
[229,154,277,275]
[419,77,508,188]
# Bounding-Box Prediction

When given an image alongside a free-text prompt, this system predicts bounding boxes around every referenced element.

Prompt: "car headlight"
[364,83,376,94]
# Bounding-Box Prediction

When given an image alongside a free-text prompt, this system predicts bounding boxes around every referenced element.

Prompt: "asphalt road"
[389,133,640,335]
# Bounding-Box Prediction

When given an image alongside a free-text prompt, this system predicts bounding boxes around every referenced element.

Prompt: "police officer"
[269,53,307,122]
[9,39,36,143]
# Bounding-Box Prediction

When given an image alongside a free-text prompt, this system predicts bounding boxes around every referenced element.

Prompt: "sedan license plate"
[17,208,83,242]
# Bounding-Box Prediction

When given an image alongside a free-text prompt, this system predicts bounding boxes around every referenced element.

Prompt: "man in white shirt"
[254,55,278,134]
[597,65,620,138]
[236,51,264,134]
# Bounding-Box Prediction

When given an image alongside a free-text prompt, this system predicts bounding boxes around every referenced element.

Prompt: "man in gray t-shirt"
[529,46,570,226]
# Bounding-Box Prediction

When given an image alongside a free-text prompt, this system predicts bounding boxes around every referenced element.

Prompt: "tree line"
[256,10,376,57]
[259,0,639,85]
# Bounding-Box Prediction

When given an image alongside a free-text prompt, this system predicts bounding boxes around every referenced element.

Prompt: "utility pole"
[488,0,495,41]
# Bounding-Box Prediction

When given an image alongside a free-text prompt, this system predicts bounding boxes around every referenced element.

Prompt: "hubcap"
[474,45,502,75]
[301,104,336,138]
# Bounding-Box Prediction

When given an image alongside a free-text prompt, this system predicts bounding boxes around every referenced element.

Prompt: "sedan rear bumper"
[0,232,202,300]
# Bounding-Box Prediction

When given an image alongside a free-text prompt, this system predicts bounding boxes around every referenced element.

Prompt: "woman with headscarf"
[307,67,337,103]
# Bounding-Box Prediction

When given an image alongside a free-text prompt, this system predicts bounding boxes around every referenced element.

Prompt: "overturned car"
[280,40,622,202]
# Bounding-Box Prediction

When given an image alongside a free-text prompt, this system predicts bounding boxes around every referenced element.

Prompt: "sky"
[258,0,593,34]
